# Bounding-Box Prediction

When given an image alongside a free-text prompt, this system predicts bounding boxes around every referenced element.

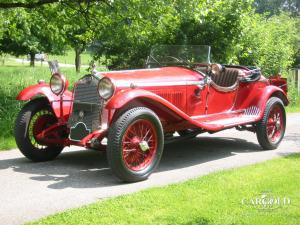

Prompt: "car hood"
[97,67,202,87]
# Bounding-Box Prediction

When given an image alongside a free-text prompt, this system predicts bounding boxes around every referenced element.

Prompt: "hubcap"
[266,105,284,143]
[139,141,150,152]
[122,119,158,171]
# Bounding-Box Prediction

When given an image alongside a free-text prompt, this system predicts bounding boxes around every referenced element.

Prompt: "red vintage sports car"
[15,45,288,182]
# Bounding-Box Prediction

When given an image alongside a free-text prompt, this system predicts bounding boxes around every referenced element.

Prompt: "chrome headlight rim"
[98,77,115,100]
[50,73,67,96]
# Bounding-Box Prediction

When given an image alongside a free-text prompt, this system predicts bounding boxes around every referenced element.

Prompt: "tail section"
[269,75,288,94]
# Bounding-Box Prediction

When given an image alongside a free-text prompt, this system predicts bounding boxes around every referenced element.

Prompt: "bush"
[287,71,300,106]
[234,13,297,76]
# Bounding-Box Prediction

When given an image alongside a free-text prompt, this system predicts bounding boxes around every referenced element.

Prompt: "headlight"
[98,77,114,100]
[50,74,67,95]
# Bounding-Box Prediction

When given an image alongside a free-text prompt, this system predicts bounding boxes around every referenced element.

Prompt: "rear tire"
[15,98,64,162]
[107,107,164,182]
[256,97,286,150]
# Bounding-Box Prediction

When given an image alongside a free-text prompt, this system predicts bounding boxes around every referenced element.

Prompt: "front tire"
[107,107,164,182]
[15,98,64,162]
[256,97,286,150]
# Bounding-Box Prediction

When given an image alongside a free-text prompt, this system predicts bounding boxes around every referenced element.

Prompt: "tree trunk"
[30,52,35,67]
[75,49,81,73]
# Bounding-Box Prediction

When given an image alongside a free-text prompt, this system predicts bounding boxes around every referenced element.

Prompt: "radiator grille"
[68,75,103,140]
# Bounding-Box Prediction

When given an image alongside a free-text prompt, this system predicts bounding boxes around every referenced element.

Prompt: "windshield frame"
[145,45,211,69]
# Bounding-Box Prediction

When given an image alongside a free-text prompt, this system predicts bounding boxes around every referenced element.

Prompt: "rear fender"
[257,86,289,119]
[16,83,73,119]
[269,75,288,94]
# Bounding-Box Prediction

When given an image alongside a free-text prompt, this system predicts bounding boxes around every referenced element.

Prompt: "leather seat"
[211,68,239,87]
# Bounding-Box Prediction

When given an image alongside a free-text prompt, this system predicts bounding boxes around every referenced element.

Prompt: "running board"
[192,107,260,132]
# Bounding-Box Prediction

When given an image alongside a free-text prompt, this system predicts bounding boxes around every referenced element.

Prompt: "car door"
[206,85,238,114]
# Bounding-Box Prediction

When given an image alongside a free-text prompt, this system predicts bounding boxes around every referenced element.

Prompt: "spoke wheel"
[107,107,164,182]
[122,119,158,171]
[15,98,64,162]
[266,105,284,143]
[256,97,286,150]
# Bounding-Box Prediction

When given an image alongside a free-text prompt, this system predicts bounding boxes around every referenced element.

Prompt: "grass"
[0,66,81,150]
[29,154,300,225]
[1,50,93,66]
[286,103,300,113]
[47,50,93,65]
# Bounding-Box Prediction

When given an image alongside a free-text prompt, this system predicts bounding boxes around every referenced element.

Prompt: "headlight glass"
[98,77,114,100]
[50,74,65,95]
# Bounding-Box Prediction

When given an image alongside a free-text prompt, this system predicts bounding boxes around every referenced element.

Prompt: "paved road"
[0,113,299,225]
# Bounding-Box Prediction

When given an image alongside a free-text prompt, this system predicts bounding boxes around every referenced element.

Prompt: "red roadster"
[15,45,288,182]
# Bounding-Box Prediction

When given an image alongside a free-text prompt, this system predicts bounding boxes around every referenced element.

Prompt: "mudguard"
[16,83,73,119]
[256,85,289,120]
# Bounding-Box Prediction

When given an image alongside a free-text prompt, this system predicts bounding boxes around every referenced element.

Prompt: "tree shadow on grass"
[0,136,262,189]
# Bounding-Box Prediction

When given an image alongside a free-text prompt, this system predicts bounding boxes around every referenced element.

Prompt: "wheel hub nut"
[139,141,150,152]
[276,120,280,129]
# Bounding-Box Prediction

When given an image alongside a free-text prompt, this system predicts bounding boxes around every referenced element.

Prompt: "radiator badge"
[69,122,91,141]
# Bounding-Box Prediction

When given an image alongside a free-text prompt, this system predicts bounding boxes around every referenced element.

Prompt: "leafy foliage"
[0,0,298,73]
[253,0,300,16]
[234,13,297,76]
[0,7,65,65]
[174,0,253,64]
[91,0,180,69]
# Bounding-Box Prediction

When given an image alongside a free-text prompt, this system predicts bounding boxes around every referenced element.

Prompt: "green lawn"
[287,103,300,113]
[47,50,93,65]
[1,50,93,66]
[29,154,300,225]
[0,66,81,150]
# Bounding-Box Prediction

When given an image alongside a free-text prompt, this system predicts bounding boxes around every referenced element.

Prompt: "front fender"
[16,83,73,119]
[106,89,225,131]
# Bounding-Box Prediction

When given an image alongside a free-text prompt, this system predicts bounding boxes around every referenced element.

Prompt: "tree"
[253,0,300,16]
[53,2,100,72]
[0,0,109,71]
[91,0,180,69]
[234,13,297,75]
[91,0,254,69]
[0,0,106,9]
[0,7,65,66]
[174,0,253,64]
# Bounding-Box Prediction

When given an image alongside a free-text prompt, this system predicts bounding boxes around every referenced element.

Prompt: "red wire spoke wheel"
[122,119,158,171]
[107,107,164,182]
[256,97,286,150]
[266,105,284,143]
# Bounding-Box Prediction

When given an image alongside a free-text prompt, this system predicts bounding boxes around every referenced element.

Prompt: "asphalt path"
[0,113,299,225]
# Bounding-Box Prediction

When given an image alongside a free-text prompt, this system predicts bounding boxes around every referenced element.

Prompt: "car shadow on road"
[0,136,261,189]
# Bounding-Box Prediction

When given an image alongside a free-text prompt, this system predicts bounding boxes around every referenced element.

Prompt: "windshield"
[146,45,211,68]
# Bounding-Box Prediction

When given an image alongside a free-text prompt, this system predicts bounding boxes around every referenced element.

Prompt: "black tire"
[256,97,286,150]
[15,98,64,162]
[107,107,164,182]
